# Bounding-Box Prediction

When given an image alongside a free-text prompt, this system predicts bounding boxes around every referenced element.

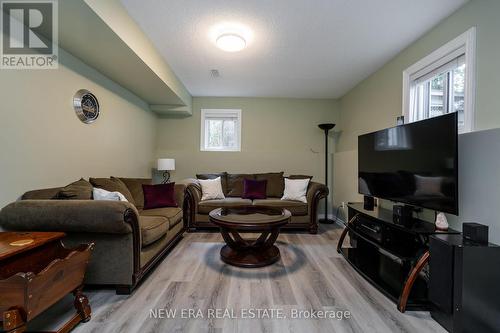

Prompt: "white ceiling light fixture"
[209,22,253,53]
[216,33,246,52]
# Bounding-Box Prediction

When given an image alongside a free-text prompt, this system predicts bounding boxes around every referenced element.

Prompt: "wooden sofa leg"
[309,224,318,234]
[74,287,92,322]
[115,285,133,295]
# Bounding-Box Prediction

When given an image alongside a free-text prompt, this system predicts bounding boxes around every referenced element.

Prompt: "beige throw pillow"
[281,178,310,203]
[199,177,225,201]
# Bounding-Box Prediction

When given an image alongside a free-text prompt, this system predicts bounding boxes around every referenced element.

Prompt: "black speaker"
[363,196,374,210]
[429,234,500,333]
[429,236,454,331]
[392,205,413,225]
[463,222,489,244]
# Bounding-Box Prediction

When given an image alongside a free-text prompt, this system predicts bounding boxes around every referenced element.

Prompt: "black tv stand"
[337,203,459,312]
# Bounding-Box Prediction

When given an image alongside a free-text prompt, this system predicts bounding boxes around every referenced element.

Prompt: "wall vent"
[210,69,220,78]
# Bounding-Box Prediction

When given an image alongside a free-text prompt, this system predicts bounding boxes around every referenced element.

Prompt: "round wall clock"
[73,89,100,124]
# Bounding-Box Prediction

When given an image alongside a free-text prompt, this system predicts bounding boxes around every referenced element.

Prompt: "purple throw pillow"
[142,183,177,209]
[242,179,267,199]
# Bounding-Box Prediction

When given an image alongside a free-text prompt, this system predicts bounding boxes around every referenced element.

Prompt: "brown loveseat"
[0,177,186,294]
[183,172,328,234]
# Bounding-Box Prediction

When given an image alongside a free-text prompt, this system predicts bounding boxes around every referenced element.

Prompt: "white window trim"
[200,109,242,152]
[402,27,476,133]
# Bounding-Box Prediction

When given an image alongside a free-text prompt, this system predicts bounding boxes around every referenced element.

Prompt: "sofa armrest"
[306,182,329,234]
[307,181,329,204]
[181,179,202,203]
[181,178,201,190]
[180,179,202,229]
[0,200,140,234]
[174,183,186,208]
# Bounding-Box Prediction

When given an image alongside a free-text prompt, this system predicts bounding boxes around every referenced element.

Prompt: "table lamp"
[157,158,175,184]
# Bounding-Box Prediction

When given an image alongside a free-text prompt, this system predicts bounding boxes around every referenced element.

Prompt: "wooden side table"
[0,232,93,333]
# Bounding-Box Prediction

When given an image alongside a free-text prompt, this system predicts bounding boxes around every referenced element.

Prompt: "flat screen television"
[358,113,458,214]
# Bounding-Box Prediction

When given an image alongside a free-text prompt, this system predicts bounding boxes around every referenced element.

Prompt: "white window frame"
[200,109,242,152]
[402,27,476,133]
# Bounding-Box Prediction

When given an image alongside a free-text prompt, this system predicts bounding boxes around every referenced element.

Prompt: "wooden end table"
[209,206,291,268]
[0,232,93,333]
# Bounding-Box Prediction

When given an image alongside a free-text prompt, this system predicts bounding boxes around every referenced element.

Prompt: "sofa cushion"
[142,183,177,209]
[253,199,308,215]
[255,172,284,197]
[138,215,169,246]
[227,174,255,197]
[140,207,183,229]
[119,178,152,209]
[196,172,228,195]
[90,177,135,204]
[22,187,62,200]
[198,198,252,214]
[57,179,93,200]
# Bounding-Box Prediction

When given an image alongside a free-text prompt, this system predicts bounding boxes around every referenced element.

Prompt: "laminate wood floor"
[28,224,445,333]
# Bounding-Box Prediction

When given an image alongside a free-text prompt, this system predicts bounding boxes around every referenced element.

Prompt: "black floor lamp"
[318,123,336,224]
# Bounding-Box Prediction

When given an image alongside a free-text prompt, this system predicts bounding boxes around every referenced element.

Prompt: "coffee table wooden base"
[219,228,281,268]
[209,207,291,268]
[220,244,280,268]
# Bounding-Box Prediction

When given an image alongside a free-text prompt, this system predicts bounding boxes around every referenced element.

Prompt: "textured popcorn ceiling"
[121,0,467,99]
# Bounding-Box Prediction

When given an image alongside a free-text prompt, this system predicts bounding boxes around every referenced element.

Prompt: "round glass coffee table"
[209,206,291,268]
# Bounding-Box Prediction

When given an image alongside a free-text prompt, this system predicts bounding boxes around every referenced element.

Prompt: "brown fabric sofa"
[0,178,186,294]
[183,172,328,234]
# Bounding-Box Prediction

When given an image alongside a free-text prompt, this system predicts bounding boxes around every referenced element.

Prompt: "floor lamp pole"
[318,123,336,224]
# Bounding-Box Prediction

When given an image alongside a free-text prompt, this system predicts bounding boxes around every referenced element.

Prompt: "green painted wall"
[84,0,192,112]
[0,47,157,208]
[156,96,339,211]
[334,0,500,223]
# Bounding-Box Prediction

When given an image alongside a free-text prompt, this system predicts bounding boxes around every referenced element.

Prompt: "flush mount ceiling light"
[209,22,253,52]
[216,33,246,52]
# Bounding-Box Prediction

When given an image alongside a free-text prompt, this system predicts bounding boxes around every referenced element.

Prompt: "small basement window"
[403,27,476,133]
[200,109,241,151]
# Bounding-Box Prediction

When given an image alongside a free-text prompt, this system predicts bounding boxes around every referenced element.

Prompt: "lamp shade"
[157,158,175,171]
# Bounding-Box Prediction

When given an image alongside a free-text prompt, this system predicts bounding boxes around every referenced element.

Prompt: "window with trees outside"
[403,28,475,133]
[410,55,465,127]
[200,109,241,151]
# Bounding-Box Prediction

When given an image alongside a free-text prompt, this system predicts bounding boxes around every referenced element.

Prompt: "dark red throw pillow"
[142,183,177,210]
[242,179,267,199]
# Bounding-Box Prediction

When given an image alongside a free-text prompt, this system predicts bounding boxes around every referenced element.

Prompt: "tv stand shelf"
[337,203,459,312]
